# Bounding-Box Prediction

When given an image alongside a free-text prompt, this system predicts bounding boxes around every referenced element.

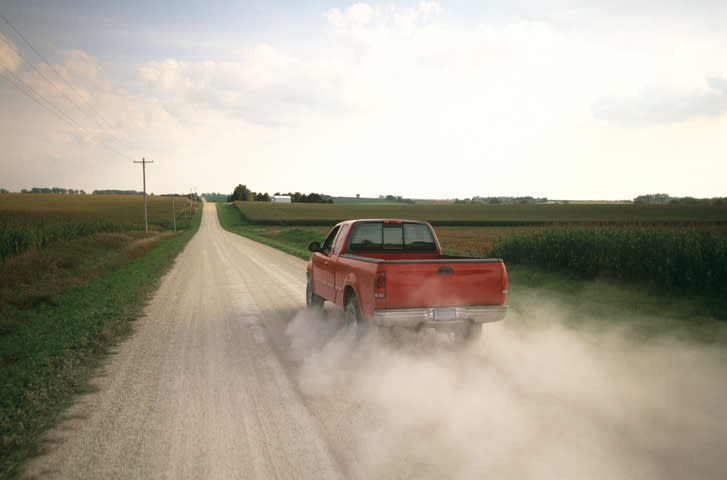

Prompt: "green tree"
[228,184,253,202]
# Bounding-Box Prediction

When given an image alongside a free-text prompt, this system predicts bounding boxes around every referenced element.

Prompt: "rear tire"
[306,275,324,309]
[345,295,362,327]
[343,295,369,342]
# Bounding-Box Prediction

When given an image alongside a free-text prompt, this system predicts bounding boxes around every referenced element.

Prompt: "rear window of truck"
[348,222,438,252]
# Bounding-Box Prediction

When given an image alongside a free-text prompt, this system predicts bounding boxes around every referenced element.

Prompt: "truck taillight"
[374,271,386,298]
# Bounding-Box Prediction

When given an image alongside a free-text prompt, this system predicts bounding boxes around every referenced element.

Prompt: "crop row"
[0,194,199,259]
[0,193,195,225]
[233,201,727,225]
[0,213,132,260]
[489,227,727,293]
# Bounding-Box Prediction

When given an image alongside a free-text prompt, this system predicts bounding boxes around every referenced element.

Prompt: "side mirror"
[308,241,321,252]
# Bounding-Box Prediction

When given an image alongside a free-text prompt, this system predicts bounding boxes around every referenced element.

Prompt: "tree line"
[455,196,549,205]
[18,187,88,194]
[633,194,727,205]
[227,184,333,203]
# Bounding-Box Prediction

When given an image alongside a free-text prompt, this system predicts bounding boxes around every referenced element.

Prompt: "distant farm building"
[272,195,291,203]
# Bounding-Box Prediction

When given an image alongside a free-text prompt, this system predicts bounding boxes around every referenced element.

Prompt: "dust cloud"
[286,294,727,480]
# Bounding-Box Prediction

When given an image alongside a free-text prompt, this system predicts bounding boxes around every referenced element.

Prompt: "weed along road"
[23,202,727,479]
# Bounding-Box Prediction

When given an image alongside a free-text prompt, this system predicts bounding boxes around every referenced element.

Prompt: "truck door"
[330,224,350,304]
[311,225,340,300]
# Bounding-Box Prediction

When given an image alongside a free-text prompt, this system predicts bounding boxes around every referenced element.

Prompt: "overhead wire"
[0,12,117,131]
[0,14,138,162]
[0,58,135,162]
[0,58,85,130]
[0,30,108,131]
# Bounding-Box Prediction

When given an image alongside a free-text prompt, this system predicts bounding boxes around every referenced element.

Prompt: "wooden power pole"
[134,157,153,232]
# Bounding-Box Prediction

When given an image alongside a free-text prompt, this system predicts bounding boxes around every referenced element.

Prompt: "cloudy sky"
[1,1,726,200]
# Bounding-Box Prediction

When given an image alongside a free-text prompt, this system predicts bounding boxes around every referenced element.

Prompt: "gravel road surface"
[22,202,727,479]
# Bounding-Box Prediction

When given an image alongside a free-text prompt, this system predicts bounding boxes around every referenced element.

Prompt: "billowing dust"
[286,294,727,479]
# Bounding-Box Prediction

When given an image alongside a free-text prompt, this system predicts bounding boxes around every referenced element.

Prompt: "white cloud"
[593,77,727,124]
[418,1,442,19]
[325,3,375,29]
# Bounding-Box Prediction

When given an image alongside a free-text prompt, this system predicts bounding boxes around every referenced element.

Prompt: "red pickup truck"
[306,219,507,342]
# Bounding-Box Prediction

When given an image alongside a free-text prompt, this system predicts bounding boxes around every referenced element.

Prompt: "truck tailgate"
[382,259,506,309]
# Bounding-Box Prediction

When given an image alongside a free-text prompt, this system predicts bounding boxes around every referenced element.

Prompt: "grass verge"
[0,206,202,479]
[217,202,325,259]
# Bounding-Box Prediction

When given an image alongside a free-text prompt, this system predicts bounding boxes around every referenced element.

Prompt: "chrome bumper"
[374,305,507,328]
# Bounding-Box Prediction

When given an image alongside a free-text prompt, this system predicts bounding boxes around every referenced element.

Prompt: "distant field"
[233,201,727,226]
[0,193,197,259]
[0,193,195,226]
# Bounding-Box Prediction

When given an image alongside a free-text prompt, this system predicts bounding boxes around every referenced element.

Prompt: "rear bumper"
[374,305,507,328]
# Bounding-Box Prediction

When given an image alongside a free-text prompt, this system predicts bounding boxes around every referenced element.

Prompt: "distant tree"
[228,184,253,202]
[280,191,333,203]
[0,188,8,194]
[93,189,143,195]
[634,193,671,204]
[20,187,85,194]
[202,192,228,202]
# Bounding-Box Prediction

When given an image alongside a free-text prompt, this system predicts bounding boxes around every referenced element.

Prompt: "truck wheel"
[345,295,362,327]
[306,275,324,309]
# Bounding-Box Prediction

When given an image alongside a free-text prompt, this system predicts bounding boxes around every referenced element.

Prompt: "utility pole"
[171,195,176,232]
[133,157,153,232]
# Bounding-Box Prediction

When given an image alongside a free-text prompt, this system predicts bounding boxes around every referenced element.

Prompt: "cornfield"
[489,226,727,293]
[0,194,199,259]
[0,213,133,260]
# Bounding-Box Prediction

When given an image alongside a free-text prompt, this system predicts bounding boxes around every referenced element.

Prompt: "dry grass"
[435,226,540,256]
[0,232,164,322]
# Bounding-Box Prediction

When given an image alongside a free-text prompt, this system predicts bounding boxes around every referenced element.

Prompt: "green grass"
[217,202,324,259]
[0,206,202,479]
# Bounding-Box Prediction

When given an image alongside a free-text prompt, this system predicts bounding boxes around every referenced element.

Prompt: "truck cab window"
[348,221,438,252]
[383,225,403,249]
[349,223,383,251]
[320,226,340,254]
[333,224,350,254]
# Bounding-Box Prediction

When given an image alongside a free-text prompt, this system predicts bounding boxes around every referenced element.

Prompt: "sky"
[1,0,726,200]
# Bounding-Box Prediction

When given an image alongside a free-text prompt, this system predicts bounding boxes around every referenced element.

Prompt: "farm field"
[0,193,196,226]
[0,193,197,259]
[232,200,727,225]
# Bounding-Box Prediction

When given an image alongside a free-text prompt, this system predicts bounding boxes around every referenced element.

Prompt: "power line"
[0,62,135,162]
[0,12,116,131]
[0,32,107,131]
[0,13,136,161]
[0,59,83,130]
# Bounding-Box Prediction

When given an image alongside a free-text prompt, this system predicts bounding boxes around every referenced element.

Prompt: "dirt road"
[23,202,727,479]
